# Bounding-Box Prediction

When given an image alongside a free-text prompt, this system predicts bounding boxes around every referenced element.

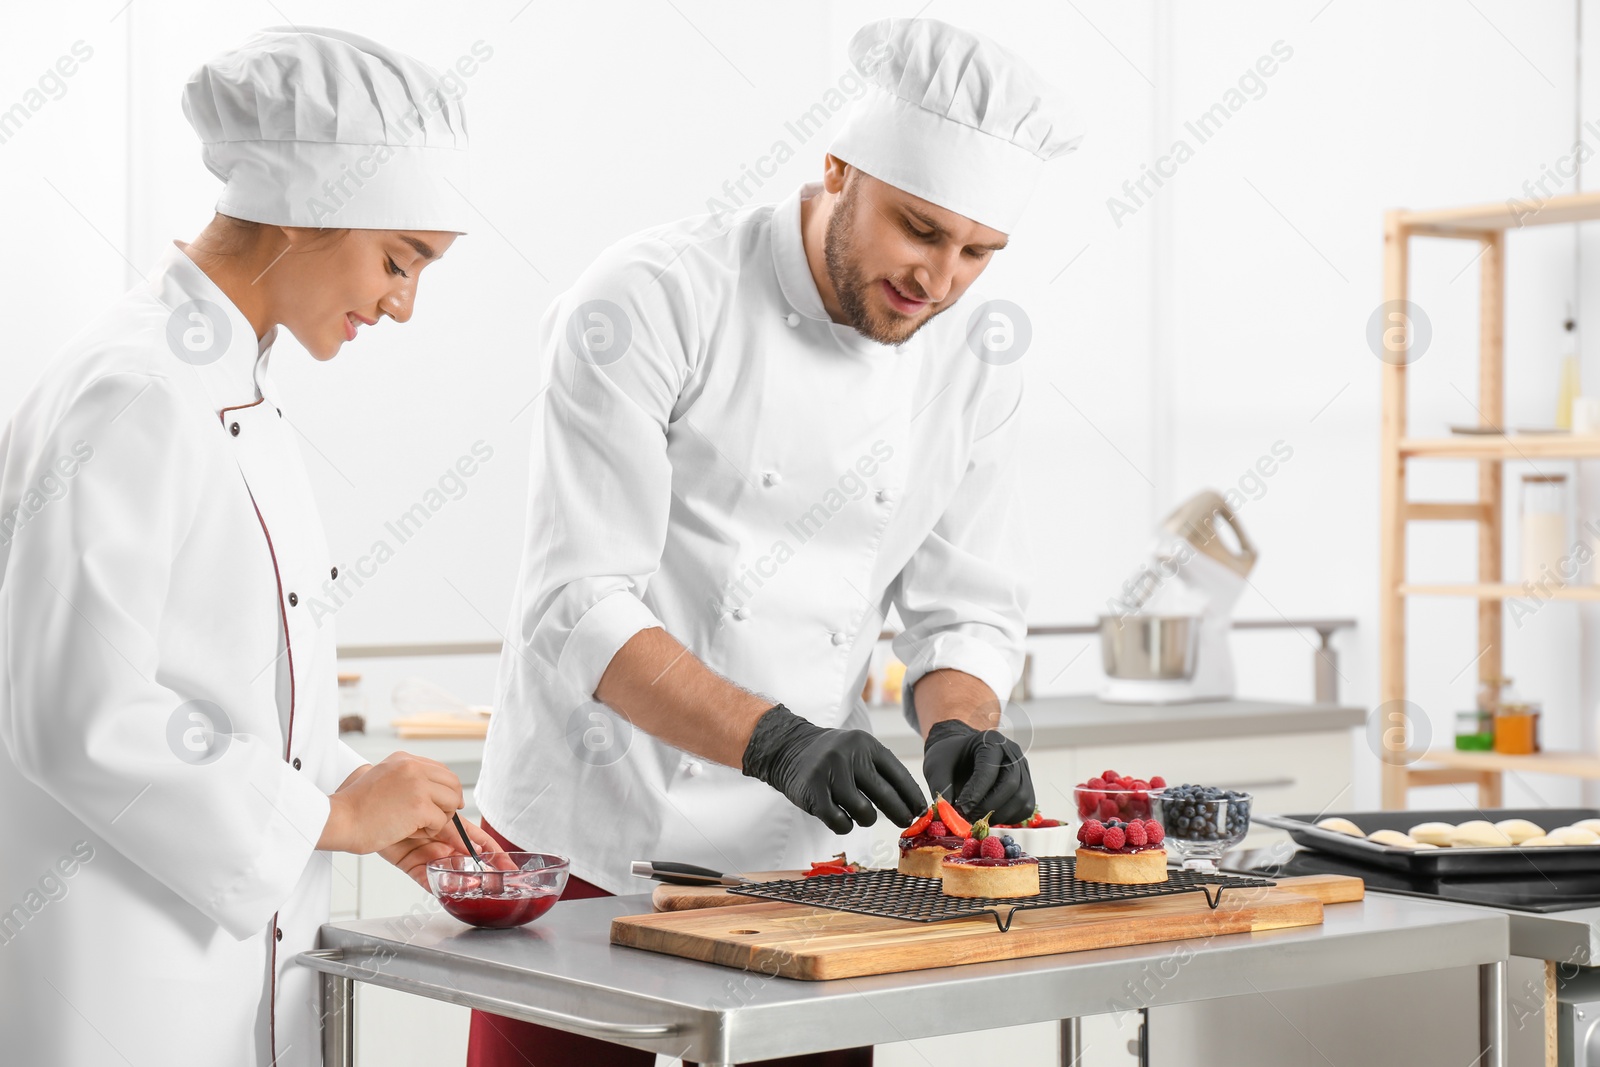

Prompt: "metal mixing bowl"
[1097,614,1200,680]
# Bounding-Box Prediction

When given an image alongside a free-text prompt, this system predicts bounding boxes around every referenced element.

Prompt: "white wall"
[4,1,1596,810]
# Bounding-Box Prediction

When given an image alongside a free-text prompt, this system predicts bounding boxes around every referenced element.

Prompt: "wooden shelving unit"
[1380,190,1600,808]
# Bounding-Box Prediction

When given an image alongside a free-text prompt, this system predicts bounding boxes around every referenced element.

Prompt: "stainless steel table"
[300,891,1510,1066]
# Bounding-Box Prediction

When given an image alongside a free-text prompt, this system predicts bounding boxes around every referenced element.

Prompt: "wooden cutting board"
[615,874,1363,981]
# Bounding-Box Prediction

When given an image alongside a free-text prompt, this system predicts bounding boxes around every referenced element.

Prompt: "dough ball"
[1367,829,1419,848]
[1494,819,1545,844]
[1521,836,1556,847]
[1408,822,1456,846]
[1449,823,1514,848]
[1546,827,1600,845]
[1573,819,1600,836]
[1316,817,1364,837]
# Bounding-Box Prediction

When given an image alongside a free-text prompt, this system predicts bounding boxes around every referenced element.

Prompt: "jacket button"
[685,760,703,777]
[330,567,339,580]
[762,471,782,487]
[732,607,750,621]
[830,631,847,646]
[876,488,894,503]
[784,312,800,328]
[274,927,283,942]
[287,592,298,606]
[229,422,240,437]
[292,757,302,770]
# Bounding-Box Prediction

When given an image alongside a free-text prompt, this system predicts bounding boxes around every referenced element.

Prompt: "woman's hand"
[379,814,513,890]
[317,752,464,855]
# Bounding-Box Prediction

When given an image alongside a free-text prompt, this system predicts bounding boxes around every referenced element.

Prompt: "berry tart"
[1074,818,1168,885]
[995,806,1072,857]
[941,815,1041,898]
[897,796,971,878]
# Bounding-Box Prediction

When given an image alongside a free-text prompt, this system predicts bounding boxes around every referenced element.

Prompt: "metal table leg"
[1480,960,1507,1067]
[321,970,354,1067]
[1059,1016,1082,1066]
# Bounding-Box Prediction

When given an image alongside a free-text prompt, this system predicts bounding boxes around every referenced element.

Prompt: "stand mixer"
[1098,490,1258,704]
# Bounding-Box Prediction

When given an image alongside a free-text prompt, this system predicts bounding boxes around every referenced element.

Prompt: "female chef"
[0,27,499,1067]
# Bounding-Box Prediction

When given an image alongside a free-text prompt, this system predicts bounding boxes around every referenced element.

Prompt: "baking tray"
[1257,808,1600,876]
[726,857,1275,932]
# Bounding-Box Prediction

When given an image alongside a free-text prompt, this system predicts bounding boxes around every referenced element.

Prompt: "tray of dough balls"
[1254,808,1600,875]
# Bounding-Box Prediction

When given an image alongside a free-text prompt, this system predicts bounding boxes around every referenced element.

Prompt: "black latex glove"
[741,704,927,834]
[922,719,1035,825]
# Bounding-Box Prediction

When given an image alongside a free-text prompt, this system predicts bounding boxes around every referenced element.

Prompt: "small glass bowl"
[1151,790,1252,871]
[426,852,569,929]
[1074,783,1159,824]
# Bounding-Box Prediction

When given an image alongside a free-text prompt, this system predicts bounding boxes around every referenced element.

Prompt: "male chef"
[471,17,1081,1066]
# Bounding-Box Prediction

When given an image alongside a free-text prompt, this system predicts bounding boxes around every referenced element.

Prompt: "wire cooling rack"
[727,857,1277,932]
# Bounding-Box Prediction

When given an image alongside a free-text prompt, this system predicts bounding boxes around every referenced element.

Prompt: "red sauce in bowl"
[438,885,559,929]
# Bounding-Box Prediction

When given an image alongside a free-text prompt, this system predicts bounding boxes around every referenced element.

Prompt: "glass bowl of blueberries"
[1151,785,1252,871]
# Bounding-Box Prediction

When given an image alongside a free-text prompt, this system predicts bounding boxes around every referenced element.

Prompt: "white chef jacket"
[0,243,365,1066]
[477,183,1030,892]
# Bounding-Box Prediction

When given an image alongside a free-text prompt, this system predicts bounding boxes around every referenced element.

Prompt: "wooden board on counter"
[615,874,1364,981]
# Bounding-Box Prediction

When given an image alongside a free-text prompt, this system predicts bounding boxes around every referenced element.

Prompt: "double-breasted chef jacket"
[0,242,363,1066]
[478,182,1032,891]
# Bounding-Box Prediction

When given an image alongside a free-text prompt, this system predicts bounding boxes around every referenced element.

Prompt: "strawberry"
[980,836,1006,859]
[901,802,936,840]
[1101,826,1126,850]
[1027,806,1045,828]
[935,795,973,838]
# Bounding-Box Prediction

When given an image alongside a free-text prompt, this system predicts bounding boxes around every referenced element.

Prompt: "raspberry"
[1101,826,1126,850]
[980,836,1005,859]
[1101,770,1120,783]
[1086,777,1107,791]
[1145,820,1165,845]
[1097,798,1120,820]
[1150,776,1167,789]
[961,837,981,858]
[1130,780,1149,792]
[1125,822,1147,847]
[928,821,947,838]
[1080,819,1105,846]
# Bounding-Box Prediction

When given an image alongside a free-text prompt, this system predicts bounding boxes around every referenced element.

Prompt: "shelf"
[1411,748,1600,779]
[1399,434,1600,460]
[1397,190,1600,234]
[1400,584,1600,600]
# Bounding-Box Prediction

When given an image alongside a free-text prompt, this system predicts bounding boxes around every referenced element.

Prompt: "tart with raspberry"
[897,796,971,878]
[1074,818,1168,884]
[941,814,1041,898]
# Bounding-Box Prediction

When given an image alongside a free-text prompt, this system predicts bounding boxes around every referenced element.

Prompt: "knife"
[630,860,754,887]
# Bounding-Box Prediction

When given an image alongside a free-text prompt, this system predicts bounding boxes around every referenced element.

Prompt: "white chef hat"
[183,27,471,232]
[829,18,1082,234]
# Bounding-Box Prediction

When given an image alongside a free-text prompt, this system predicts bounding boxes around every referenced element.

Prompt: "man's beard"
[823,181,942,346]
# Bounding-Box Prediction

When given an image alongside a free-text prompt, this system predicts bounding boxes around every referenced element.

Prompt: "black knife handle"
[647,860,727,885]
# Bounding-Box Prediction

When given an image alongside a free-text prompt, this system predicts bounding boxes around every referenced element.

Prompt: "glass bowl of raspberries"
[1073,769,1166,824]
[1151,785,1253,871]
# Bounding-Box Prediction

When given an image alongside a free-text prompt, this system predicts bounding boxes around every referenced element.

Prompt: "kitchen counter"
[304,888,1508,1066]
[342,695,1365,782]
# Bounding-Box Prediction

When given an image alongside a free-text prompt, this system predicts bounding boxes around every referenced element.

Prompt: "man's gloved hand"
[922,719,1035,825]
[741,704,927,834]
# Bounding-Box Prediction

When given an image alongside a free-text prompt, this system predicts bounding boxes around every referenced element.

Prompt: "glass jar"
[1521,474,1570,584]
[1494,702,1539,756]
[1455,710,1494,751]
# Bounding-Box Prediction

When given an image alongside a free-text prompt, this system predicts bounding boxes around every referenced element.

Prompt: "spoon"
[452,812,485,871]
